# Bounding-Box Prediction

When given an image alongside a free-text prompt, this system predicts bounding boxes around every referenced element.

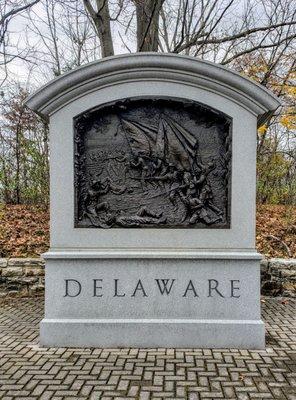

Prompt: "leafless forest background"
[0,0,295,206]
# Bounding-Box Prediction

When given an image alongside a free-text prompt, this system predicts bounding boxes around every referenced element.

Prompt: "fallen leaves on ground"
[0,204,49,258]
[256,204,296,259]
[0,204,295,258]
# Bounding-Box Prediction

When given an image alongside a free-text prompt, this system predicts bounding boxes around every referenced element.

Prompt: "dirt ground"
[0,204,295,258]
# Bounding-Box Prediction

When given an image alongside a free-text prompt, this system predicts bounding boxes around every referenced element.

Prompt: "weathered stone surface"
[260,259,269,273]
[0,258,44,297]
[31,283,45,292]
[0,258,7,268]
[24,266,45,276]
[269,258,296,268]
[24,258,45,267]
[261,258,296,297]
[2,267,23,277]
[22,276,39,283]
[7,258,27,266]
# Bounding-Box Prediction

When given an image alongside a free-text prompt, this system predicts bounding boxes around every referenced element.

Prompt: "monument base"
[40,251,265,349]
[41,319,264,348]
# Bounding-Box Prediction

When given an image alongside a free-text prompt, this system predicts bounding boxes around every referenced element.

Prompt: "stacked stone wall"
[261,258,296,297]
[0,258,44,297]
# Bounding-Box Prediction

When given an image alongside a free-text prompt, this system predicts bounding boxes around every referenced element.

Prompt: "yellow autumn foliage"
[258,124,268,135]
[280,113,296,130]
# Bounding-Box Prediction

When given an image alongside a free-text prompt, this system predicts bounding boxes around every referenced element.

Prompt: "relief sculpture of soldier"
[75,99,231,228]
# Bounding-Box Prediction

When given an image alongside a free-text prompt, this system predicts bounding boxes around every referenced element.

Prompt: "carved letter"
[230,280,240,298]
[208,279,224,297]
[93,279,103,297]
[131,280,148,297]
[183,280,198,297]
[155,279,175,295]
[64,279,81,297]
[114,279,126,297]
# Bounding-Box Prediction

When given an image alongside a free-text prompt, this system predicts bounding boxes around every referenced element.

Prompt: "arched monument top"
[26,52,281,125]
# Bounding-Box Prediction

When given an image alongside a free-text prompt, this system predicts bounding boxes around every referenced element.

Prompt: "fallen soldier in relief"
[116,207,166,227]
[85,201,166,228]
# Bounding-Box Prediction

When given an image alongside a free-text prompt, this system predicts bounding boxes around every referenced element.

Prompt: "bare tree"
[133,0,165,51]
[0,0,41,84]
[24,0,100,80]
[159,0,296,62]
[82,0,114,57]
[0,85,49,204]
[0,0,295,206]
[0,0,40,46]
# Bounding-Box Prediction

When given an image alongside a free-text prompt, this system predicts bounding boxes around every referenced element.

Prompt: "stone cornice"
[42,249,263,260]
[26,53,281,125]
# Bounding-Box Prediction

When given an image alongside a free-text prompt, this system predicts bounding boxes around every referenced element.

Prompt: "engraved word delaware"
[64,278,240,298]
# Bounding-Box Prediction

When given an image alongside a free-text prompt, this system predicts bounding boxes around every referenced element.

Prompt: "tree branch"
[221,33,296,65]
[174,20,296,53]
[0,0,40,27]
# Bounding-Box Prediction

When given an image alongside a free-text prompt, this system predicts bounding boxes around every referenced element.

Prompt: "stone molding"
[0,257,295,298]
[26,53,281,123]
[43,250,262,260]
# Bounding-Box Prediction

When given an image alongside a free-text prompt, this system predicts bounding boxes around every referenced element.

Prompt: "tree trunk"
[0,160,10,203]
[83,0,114,58]
[133,0,164,52]
[15,124,21,204]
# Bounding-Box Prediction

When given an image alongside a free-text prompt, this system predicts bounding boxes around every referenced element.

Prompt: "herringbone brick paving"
[0,297,295,400]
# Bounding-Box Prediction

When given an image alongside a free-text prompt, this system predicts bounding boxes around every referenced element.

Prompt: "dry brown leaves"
[256,204,296,259]
[0,204,49,258]
[0,204,295,258]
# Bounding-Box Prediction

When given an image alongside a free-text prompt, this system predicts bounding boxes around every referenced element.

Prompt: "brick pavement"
[0,296,295,400]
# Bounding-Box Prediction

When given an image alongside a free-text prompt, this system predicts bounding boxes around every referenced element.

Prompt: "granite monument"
[26,53,280,348]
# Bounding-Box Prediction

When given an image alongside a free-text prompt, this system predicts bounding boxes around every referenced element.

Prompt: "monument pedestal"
[40,251,264,348]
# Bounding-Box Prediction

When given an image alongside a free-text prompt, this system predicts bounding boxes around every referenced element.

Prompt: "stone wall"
[261,258,296,298]
[0,258,44,298]
[0,257,295,298]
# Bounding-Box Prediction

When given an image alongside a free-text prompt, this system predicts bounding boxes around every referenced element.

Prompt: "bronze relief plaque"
[74,98,232,228]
